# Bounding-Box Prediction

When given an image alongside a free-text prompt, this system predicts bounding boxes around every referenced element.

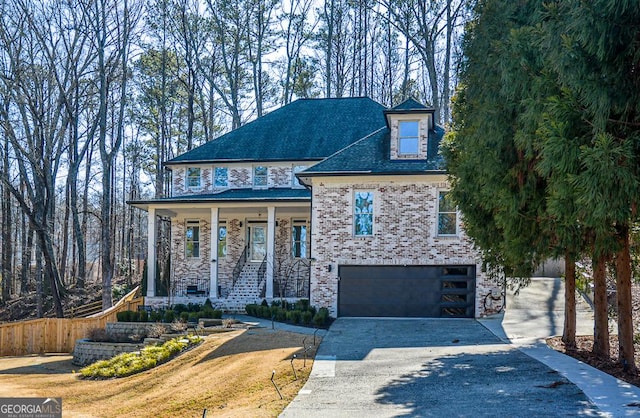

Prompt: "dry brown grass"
[0,328,320,417]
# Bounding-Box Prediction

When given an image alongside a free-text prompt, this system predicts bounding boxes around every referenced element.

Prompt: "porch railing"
[232,245,249,288]
[172,276,210,297]
[280,258,311,298]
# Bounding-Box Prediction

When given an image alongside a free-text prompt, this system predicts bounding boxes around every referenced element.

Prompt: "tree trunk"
[1,151,11,303]
[37,227,64,317]
[615,227,636,373]
[562,253,576,348]
[592,253,610,358]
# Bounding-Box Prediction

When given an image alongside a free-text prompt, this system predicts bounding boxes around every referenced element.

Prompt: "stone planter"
[72,340,145,366]
[105,322,169,341]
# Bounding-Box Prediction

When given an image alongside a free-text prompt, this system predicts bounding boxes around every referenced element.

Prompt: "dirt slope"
[0,328,319,417]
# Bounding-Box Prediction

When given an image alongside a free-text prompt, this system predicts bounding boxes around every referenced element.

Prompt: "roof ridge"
[318,126,387,162]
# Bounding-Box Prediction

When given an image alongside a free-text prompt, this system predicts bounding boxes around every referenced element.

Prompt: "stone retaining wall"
[105,322,168,341]
[72,340,145,366]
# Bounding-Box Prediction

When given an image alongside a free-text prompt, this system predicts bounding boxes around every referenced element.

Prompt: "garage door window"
[438,191,457,235]
[354,191,374,236]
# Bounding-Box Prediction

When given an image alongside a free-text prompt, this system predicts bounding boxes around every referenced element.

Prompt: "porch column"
[146,207,156,297]
[210,207,219,298]
[266,206,276,299]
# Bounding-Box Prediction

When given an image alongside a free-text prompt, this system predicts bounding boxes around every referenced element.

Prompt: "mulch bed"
[547,334,640,388]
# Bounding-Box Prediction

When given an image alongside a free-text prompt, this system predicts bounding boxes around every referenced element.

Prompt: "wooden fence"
[0,287,144,357]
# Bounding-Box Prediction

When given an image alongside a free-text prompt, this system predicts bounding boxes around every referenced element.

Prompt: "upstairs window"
[218,223,227,257]
[254,166,268,187]
[185,220,200,258]
[186,167,202,189]
[214,167,228,188]
[292,221,308,258]
[354,191,374,236]
[398,121,419,155]
[438,191,457,235]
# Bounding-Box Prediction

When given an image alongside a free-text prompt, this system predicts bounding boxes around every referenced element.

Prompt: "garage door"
[338,265,475,318]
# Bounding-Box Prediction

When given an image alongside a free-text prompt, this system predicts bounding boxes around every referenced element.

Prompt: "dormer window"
[398,121,419,155]
[254,165,268,187]
[186,167,201,189]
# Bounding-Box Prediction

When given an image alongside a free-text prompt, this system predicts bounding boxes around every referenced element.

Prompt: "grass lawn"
[0,328,319,417]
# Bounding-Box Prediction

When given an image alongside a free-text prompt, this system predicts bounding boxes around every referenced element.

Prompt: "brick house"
[129,97,497,317]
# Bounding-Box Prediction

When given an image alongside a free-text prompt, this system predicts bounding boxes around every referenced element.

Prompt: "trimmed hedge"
[116,304,222,324]
[245,299,331,327]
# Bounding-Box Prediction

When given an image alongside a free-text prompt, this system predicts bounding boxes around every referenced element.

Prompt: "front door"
[248,224,267,261]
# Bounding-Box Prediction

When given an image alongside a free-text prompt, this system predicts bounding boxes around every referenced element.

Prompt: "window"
[354,191,374,236]
[214,167,228,188]
[292,165,306,187]
[438,191,457,235]
[185,220,200,257]
[254,166,268,187]
[398,121,419,155]
[218,223,227,257]
[186,167,202,189]
[292,221,307,258]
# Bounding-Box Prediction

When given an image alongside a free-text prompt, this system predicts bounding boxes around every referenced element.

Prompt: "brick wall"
[171,219,211,292]
[310,177,498,317]
[169,163,302,195]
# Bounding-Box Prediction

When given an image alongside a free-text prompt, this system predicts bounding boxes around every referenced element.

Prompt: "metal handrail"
[232,246,249,287]
[258,255,267,298]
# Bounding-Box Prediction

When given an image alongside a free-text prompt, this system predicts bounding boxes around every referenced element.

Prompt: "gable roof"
[389,98,430,111]
[167,97,387,165]
[299,125,446,179]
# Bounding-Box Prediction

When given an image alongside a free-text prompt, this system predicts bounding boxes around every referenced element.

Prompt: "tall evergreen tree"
[445,0,640,369]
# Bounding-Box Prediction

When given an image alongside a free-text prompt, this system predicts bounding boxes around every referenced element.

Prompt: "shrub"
[298,299,310,311]
[138,310,149,322]
[164,310,175,323]
[187,303,202,312]
[180,312,190,322]
[169,320,187,333]
[313,307,330,326]
[260,306,271,318]
[188,312,199,322]
[290,310,302,324]
[130,311,141,322]
[261,299,269,307]
[276,307,287,321]
[204,299,214,309]
[87,327,111,342]
[270,305,279,318]
[146,323,167,338]
[116,311,133,322]
[245,304,259,316]
[212,309,223,319]
[172,304,188,314]
[80,335,202,379]
[301,311,313,325]
[149,311,163,322]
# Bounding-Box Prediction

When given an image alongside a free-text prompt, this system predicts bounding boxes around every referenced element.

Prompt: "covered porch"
[138,198,312,310]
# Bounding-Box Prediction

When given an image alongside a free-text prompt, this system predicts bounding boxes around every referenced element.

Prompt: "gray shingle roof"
[167,97,387,164]
[129,188,310,206]
[390,98,431,111]
[301,126,446,176]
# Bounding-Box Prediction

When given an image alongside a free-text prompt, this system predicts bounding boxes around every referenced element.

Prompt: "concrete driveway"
[281,317,601,417]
